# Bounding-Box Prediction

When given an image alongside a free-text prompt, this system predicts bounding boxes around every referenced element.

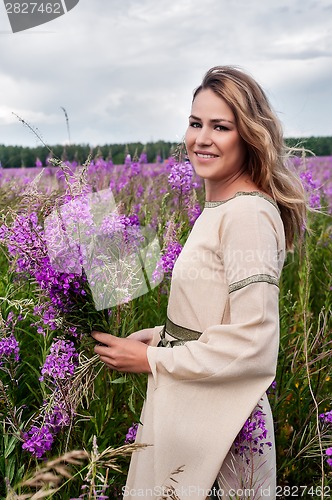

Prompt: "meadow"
[0,152,331,499]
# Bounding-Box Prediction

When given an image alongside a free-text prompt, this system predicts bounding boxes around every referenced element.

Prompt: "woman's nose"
[195,127,213,146]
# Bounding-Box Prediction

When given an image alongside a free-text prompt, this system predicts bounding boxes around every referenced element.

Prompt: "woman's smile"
[194,151,220,160]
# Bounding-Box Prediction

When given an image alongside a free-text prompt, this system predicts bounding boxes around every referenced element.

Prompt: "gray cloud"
[0,0,331,147]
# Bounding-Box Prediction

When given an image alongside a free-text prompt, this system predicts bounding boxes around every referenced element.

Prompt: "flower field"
[0,152,331,499]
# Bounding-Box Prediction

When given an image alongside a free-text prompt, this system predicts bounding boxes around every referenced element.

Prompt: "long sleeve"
[148,282,279,384]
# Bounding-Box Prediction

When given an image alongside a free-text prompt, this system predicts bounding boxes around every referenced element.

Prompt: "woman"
[92,66,307,499]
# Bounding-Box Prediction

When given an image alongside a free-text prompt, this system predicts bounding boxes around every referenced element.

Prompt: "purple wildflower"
[187,202,202,226]
[267,379,277,395]
[60,195,94,232]
[68,326,78,337]
[139,151,148,164]
[168,161,197,195]
[234,405,272,463]
[22,424,54,458]
[33,303,59,332]
[0,212,86,328]
[326,447,332,467]
[125,423,138,443]
[100,213,129,235]
[98,212,145,262]
[161,241,182,274]
[319,410,332,425]
[128,160,141,177]
[300,170,321,208]
[0,334,20,365]
[128,213,140,226]
[87,156,113,177]
[151,259,164,284]
[40,339,78,383]
[45,402,72,433]
[125,154,131,167]
[22,392,76,459]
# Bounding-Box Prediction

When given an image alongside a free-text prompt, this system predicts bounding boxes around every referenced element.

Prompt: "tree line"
[0,136,331,169]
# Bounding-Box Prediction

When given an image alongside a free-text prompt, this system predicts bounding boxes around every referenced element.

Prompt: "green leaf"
[4,435,19,459]
[110,376,127,384]
[6,456,16,484]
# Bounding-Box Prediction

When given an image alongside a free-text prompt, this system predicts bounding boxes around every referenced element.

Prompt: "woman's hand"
[91,330,152,373]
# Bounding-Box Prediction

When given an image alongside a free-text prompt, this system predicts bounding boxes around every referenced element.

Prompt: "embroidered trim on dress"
[165,317,201,341]
[204,191,279,212]
[229,273,279,293]
[158,317,202,348]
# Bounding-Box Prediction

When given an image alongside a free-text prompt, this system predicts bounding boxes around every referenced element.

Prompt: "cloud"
[0,0,331,147]
[263,29,332,61]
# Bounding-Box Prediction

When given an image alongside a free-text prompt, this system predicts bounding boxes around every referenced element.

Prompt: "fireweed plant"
[0,152,331,498]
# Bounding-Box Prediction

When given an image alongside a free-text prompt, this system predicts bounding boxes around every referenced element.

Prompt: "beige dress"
[125,192,285,499]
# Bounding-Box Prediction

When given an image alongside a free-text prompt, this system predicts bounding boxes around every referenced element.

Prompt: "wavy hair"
[193,65,307,250]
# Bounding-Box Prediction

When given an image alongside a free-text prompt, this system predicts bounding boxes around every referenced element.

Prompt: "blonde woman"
[92,66,307,499]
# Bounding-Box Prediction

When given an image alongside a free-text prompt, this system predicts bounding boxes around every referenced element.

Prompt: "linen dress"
[125,192,285,499]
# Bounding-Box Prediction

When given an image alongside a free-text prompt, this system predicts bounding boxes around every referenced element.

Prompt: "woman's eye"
[215,125,229,131]
[189,122,201,128]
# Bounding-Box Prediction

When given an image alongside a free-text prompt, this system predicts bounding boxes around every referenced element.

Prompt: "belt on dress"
[157,317,202,348]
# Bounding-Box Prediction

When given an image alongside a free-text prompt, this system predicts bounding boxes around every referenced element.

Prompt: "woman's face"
[185,88,247,184]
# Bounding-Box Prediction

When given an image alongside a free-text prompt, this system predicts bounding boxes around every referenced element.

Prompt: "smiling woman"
[93,66,308,499]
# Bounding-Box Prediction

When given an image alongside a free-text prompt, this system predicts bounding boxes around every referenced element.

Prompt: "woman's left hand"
[91,331,152,373]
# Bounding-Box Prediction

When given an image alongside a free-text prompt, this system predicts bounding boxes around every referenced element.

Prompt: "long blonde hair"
[193,65,307,250]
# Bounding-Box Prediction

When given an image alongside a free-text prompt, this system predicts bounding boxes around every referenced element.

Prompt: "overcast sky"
[0,0,331,148]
